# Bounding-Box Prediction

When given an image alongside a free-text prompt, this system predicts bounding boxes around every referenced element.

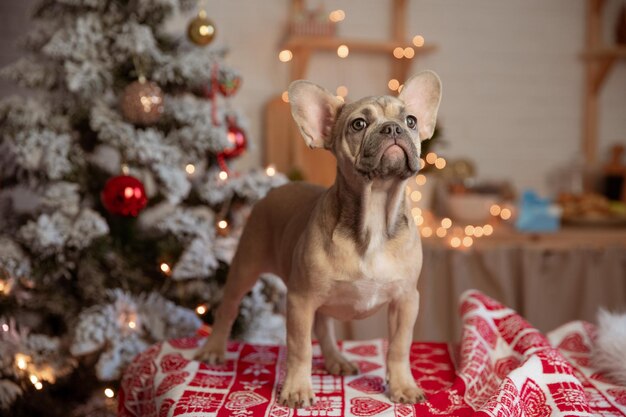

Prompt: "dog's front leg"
[387,289,425,404]
[280,292,316,408]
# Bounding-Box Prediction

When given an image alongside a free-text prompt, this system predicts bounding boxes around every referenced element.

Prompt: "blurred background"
[2,0,625,195]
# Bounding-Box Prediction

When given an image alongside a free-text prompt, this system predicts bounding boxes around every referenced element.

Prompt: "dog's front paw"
[324,354,359,376]
[194,338,226,364]
[389,381,426,404]
[279,378,315,408]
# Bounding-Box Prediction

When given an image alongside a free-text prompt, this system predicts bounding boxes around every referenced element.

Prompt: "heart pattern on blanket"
[558,333,590,353]
[520,379,552,416]
[160,354,189,373]
[156,371,189,396]
[350,397,391,416]
[169,337,200,350]
[346,345,378,357]
[347,375,385,394]
[225,391,267,410]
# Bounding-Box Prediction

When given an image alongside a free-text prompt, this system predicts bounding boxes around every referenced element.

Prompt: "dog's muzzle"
[356,122,420,179]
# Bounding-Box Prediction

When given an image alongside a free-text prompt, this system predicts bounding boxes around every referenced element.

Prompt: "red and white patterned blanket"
[119,290,626,416]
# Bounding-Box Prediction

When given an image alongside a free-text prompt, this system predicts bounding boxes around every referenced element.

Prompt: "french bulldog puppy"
[196,71,442,408]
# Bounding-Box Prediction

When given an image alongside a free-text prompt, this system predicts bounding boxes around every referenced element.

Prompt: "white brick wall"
[1,0,624,195]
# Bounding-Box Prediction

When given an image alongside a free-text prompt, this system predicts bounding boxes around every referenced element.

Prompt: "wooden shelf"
[581,0,625,166]
[581,46,626,59]
[282,35,438,56]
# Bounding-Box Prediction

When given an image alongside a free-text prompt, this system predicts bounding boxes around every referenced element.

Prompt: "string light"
[265,165,276,176]
[419,158,426,169]
[415,174,426,185]
[500,208,512,220]
[404,47,415,58]
[388,79,400,91]
[435,157,446,169]
[185,164,196,175]
[104,388,115,398]
[337,45,349,58]
[128,320,136,329]
[29,375,38,385]
[217,220,228,230]
[34,382,43,390]
[15,354,28,370]
[160,263,171,275]
[218,170,228,181]
[408,201,505,249]
[393,47,404,59]
[336,85,348,97]
[0,278,10,296]
[195,305,207,315]
[329,9,346,22]
[2,324,8,332]
[425,152,437,164]
[281,91,289,103]
[336,96,345,103]
[490,204,501,216]
[278,49,293,62]
[412,35,425,47]
[410,190,422,202]
[398,84,404,93]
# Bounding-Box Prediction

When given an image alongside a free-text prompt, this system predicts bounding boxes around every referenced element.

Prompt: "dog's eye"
[351,118,367,131]
[406,115,417,130]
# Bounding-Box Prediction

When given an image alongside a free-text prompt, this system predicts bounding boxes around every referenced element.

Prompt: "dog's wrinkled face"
[333,96,421,180]
[289,71,441,183]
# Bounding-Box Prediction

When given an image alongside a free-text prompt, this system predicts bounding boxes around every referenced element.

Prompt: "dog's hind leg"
[314,312,359,375]
[195,214,272,364]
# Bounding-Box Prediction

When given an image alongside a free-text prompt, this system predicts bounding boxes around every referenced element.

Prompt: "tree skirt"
[119,290,626,417]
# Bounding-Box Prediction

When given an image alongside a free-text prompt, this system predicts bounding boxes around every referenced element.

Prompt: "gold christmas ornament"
[187,10,216,46]
[120,78,164,126]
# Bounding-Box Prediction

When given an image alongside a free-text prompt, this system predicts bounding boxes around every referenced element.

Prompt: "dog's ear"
[399,71,442,141]
[288,81,343,149]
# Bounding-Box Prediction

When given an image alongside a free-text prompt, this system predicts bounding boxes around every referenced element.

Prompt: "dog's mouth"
[382,143,405,159]
[356,137,419,179]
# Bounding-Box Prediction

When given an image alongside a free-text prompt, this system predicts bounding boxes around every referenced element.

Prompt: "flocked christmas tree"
[0,1,287,415]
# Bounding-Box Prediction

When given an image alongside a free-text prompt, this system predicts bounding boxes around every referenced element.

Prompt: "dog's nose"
[379,122,403,137]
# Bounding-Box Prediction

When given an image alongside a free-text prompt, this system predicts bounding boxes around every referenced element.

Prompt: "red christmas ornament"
[218,72,241,97]
[218,120,247,160]
[101,175,148,217]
